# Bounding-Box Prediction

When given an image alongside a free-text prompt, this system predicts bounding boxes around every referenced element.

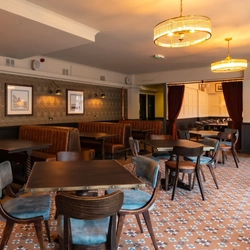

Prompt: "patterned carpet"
[1,152,250,250]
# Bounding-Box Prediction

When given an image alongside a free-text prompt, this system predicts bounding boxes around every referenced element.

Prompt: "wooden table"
[132,128,155,139]
[206,123,228,131]
[141,139,214,152]
[25,160,144,193]
[79,132,116,160]
[189,130,219,139]
[0,139,51,180]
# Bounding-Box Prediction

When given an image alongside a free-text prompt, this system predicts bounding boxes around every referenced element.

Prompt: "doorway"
[139,94,155,120]
[148,95,155,120]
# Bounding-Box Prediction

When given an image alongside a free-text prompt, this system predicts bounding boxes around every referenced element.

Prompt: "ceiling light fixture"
[154,54,165,59]
[211,38,248,73]
[154,0,212,48]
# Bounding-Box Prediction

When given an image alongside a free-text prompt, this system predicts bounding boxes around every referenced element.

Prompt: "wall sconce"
[49,81,62,95]
[94,86,106,98]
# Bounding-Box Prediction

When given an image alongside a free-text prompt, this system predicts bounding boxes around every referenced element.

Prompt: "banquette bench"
[78,122,131,159]
[18,125,95,162]
[118,120,163,140]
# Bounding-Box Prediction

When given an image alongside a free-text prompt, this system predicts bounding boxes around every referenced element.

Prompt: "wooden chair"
[128,136,140,157]
[56,151,97,212]
[184,137,220,189]
[165,146,205,200]
[55,190,124,250]
[106,155,161,249]
[217,131,239,168]
[149,134,172,160]
[57,151,92,161]
[0,161,51,250]
[128,136,159,162]
[221,128,240,163]
[177,129,190,139]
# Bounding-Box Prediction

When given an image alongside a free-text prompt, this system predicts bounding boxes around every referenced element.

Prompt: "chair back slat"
[0,161,13,196]
[203,137,219,155]
[56,190,123,220]
[218,131,237,147]
[133,155,160,188]
[224,129,239,145]
[150,134,172,140]
[173,145,204,157]
[177,129,190,140]
[129,136,140,156]
[57,151,89,161]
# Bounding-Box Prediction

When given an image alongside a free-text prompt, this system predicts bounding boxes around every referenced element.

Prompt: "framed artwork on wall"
[215,83,223,92]
[66,89,84,114]
[5,84,33,116]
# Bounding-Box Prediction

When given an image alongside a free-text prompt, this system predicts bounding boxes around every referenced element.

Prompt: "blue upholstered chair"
[129,136,159,164]
[184,137,220,189]
[106,155,161,250]
[55,190,124,249]
[0,161,51,250]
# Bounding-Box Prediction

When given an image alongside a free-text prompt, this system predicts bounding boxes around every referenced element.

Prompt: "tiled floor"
[1,152,250,249]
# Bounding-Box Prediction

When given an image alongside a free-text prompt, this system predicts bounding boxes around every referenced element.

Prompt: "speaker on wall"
[31,60,40,70]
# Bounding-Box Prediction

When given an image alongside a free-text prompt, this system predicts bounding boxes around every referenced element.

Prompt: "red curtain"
[167,85,185,139]
[222,81,243,150]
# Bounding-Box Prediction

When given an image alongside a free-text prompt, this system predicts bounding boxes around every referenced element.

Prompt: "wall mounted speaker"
[31,60,40,70]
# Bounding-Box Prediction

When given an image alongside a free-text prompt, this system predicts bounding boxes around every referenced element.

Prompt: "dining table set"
[0,133,217,193]
[0,128,240,250]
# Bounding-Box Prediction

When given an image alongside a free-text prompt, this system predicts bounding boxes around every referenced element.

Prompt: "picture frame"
[66,89,84,114]
[215,83,223,92]
[199,83,205,92]
[5,84,33,116]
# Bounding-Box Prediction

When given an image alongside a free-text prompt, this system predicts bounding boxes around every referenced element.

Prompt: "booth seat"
[118,120,163,139]
[18,125,95,162]
[78,122,130,159]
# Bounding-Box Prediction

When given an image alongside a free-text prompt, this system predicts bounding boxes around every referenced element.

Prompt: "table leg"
[101,139,105,160]
[25,150,32,180]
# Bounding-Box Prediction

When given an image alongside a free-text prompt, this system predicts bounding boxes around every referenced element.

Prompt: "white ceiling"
[0,0,249,75]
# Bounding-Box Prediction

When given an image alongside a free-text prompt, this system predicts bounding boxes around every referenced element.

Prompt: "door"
[148,95,155,120]
[139,94,146,120]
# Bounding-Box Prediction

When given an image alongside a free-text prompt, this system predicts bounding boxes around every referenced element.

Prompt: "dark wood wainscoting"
[241,123,250,154]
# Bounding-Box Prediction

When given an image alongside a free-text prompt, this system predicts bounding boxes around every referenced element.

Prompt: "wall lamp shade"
[154,0,212,48]
[49,81,62,95]
[94,86,106,98]
[55,89,62,95]
[211,38,248,73]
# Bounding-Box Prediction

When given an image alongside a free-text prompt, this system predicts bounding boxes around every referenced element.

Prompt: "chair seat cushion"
[106,189,153,210]
[184,156,212,165]
[152,151,170,159]
[147,156,160,162]
[221,141,232,147]
[57,215,109,245]
[2,195,51,221]
[166,161,196,170]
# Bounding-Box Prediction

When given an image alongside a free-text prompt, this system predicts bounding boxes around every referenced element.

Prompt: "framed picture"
[215,83,223,92]
[66,89,84,114]
[5,84,33,116]
[199,83,205,91]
